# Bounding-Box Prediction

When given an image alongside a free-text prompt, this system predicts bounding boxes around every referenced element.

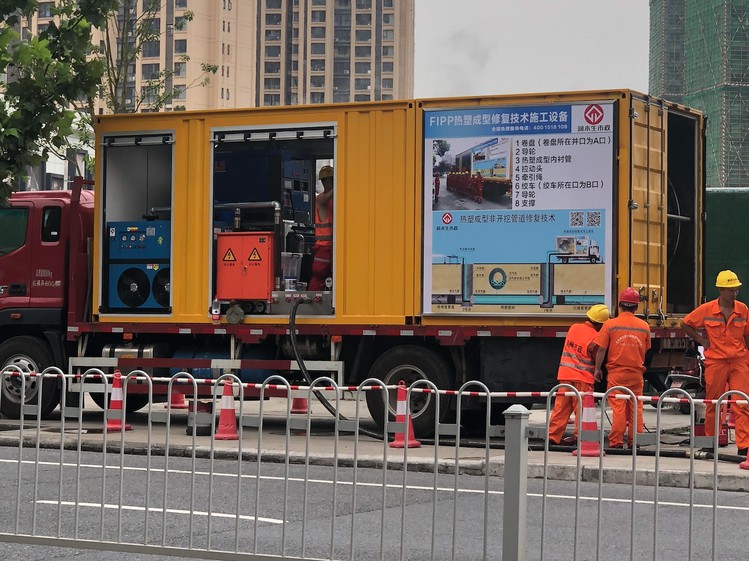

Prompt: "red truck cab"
[0,184,94,417]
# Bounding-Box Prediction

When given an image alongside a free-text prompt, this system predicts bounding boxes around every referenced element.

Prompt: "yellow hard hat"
[318,165,334,180]
[586,304,610,324]
[716,270,742,288]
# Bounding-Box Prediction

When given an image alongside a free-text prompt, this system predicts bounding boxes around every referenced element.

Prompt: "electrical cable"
[288,297,385,441]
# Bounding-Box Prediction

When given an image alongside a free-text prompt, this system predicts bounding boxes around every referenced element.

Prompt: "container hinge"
[628,199,639,210]
[629,108,639,119]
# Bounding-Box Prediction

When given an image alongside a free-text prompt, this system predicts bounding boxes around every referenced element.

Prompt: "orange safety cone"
[106,370,132,432]
[291,396,309,414]
[389,381,421,449]
[165,390,189,410]
[214,380,239,440]
[572,392,602,457]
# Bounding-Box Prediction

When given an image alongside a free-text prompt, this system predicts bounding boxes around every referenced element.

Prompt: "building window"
[142,41,160,58]
[264,78,281,89]
[382,94,393,100]
[382,78,393,89]
[355,94,370,102]
[266,0,282,8]
[264,94,281,106]
[355,30,371,42]
[142,63,160,80]
[336,0,350,6]
[38,22,51,34]
[292,28,299,39]
[311,76,325,88]
[290,93,298,104]
[355,46,370,57]
[142,0,159,10]
[311,92,325,104]
[266,13,282,25]
[222,21,225,31]
[227,66,230,77]
[311,43,325,55]
[311,10,326,23]
[290,76,299,88]
[383,0,393,6]
[383,13,394,24]
[382,61,393,73]
[141,85,158,104]
[291,60,299,71]
[291,43,299,54]
[227,44,231,55]
[355,0,371,8]
[221,87,224,99]
[311,59,326,72]
[265,61,280,74]
[334,45,350,57]
[174,61,186,77]
[144,17,160,34]
[355,13,371,26]
[382,29,394,40]
[175,16,188,30]
[176,0,188,7]
[355,78,370,90]
[266,29,281,41]
[175,39,187,54]
[38,2,54,18]
[173,85,186,100]
[382,46,394,57]
[312,0,326,4]
[355,62,370,74]
[226,89,230,100]
[311,27,326,39]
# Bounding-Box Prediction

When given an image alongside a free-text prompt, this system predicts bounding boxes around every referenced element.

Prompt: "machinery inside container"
[209,126,336,319]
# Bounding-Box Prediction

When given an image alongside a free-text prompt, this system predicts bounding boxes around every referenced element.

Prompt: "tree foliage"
[0,0,117,203]
[0,0,217,204]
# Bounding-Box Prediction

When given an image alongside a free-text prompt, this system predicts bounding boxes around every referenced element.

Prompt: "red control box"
[216,232,274,300]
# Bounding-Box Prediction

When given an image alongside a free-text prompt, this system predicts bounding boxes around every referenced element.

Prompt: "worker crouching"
[548,304,610,446]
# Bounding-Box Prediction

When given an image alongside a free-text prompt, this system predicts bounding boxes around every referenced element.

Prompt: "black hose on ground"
[288,297,385,441]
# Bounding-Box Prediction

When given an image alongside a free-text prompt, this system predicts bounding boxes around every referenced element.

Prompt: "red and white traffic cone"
[572,392,602,457]
[214,380,239,440]
[389,381,420,449]
[165,390,189,410]
[291,396,309,414]
[106,370,132,432]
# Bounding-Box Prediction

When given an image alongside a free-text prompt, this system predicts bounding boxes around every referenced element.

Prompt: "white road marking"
[34,500,284,524]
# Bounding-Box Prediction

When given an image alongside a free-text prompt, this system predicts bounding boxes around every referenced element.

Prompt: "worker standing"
[682,270,749,455]
[593,287,651,449]
[548,304,610,445]
[433,171,441,202]
[308,165,334,292]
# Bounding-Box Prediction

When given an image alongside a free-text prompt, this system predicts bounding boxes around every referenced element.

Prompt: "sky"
[414,0,650,98]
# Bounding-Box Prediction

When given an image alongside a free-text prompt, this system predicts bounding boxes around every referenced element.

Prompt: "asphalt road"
[2,447,749,560]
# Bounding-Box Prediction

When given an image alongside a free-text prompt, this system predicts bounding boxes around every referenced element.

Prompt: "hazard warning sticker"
[223,248,237,262]
[248,248,262,261]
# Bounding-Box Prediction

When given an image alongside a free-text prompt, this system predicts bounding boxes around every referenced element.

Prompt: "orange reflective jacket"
[557,321,599,384]
[315,197,333,246]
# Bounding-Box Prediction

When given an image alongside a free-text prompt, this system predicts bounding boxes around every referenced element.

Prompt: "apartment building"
[257,0,415,106]
[30,0,413,110]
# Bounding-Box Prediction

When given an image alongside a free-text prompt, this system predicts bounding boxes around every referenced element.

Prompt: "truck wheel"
[365,345,452,438]
[0,336,60,419]
[90,391,150,413]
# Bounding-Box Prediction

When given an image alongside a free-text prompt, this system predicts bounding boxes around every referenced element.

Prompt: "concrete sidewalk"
[2,395,748,492]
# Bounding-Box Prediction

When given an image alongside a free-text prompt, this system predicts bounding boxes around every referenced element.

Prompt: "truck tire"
[0,336,60,419]
[365,345,452,438]
[90,391,150,413]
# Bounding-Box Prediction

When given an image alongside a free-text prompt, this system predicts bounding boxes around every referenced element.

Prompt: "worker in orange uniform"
[593,287,651,449]
[308,165,334,291]
[433,171,441,202]
[548,304,610,445]
[682,270,749,455]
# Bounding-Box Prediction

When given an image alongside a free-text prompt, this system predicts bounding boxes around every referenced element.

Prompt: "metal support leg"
[503,404,529,561]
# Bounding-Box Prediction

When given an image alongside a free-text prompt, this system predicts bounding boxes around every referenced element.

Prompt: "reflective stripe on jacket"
[315,196,333,245]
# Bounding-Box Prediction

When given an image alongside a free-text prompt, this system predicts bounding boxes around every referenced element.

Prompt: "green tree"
[99,0,217,114]
[0,0,218,204]
[0,0,117,204]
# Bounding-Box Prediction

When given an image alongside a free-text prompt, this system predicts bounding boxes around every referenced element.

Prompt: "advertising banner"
[423,101,615,316]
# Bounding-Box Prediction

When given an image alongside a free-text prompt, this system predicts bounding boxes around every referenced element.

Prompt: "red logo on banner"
[584,104,604,125]
[442,212,453,225]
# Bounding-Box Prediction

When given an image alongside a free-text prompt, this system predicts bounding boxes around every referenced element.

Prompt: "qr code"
[569,212,584,227]
[586,211,602,227]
